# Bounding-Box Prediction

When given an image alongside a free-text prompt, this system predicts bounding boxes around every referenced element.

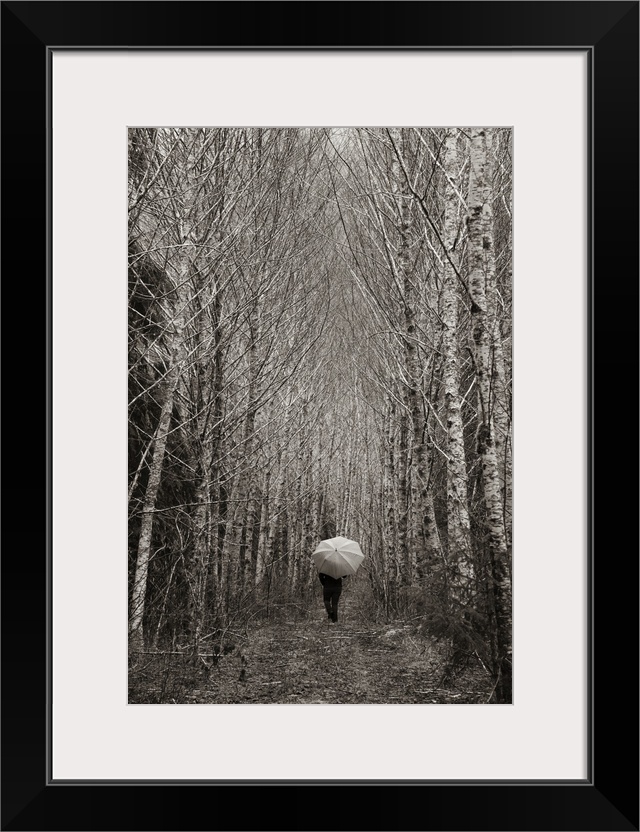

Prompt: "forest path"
[197,611,488,705]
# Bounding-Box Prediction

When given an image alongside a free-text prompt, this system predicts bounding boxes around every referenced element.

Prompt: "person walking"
[318,572,346,623]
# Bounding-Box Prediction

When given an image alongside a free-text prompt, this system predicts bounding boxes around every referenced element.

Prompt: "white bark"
[442,128,474,589]
[467,128,511,699]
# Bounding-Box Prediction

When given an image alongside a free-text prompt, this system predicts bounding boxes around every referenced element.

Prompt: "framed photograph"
[3,2,637,830]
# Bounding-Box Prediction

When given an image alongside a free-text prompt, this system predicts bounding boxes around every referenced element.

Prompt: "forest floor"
[133,607,495,705]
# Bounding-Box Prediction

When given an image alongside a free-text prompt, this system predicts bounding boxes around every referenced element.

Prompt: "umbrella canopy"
[313,536,364,579]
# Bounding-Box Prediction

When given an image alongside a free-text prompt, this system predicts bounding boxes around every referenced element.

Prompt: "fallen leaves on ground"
[176,614,493,705]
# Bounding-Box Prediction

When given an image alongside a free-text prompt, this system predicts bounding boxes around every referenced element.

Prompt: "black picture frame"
[2,2,638,830]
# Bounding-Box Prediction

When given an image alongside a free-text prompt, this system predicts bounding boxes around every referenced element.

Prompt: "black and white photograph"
[128,126,513,706]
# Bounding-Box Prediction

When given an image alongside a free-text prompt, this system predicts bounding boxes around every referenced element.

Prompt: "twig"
[472,650,490,674]
[132,650,220,657]
[414,688,458,693]
[486,671,501,703]
[406,635,426,655]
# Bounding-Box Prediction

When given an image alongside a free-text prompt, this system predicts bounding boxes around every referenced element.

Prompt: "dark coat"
[318,572,344,588]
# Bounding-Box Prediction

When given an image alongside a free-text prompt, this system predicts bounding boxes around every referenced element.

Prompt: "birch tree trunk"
[442,128,474,592]
[391,130,429,585]
[187,478,209,654]
[383,395,398,613]
[396,406,410,589]
[467,127,512,701]
[225,335,259,603]
[486,130,513,554]
[255,469,270,588]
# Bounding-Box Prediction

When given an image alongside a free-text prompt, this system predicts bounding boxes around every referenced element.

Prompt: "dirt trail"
[193,610,490,705]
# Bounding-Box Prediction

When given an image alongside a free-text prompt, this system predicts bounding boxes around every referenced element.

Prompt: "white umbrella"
[312,536,364,579]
